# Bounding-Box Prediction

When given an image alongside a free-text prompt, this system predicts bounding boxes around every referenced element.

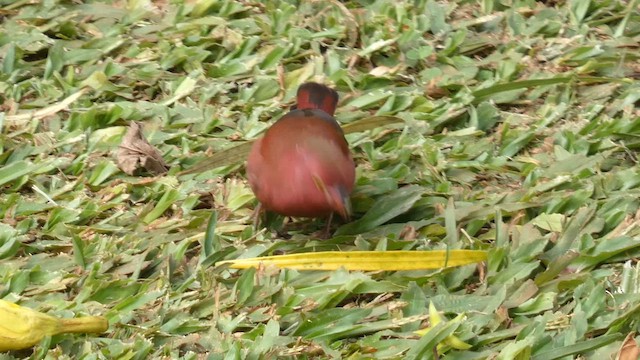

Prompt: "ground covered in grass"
[1,0,640,359]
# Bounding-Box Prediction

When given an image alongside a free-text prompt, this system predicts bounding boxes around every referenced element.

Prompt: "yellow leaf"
[415,302,472,352]
[0,299,107,351]
[5,88,88,126]
[341,116,404,134]
[216,250,487,271]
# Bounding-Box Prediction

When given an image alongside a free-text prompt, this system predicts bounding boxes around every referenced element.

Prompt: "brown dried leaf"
[617,332,640,360]
[116,122,168,176]
[399,225,417,241]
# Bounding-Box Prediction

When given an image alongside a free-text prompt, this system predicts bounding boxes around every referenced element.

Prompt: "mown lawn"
[1,0,640,359]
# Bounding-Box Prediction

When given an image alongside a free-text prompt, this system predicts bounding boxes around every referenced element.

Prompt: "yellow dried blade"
[178,141,254,175]
[216,250,487,271]
[341,116,404,134]
[178,116,404,175]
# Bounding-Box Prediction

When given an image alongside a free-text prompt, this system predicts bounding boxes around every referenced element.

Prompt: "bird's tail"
[296,82,339,115]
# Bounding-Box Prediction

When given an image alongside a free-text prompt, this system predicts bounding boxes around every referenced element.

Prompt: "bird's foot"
[275,229,292,239]
[311,213,335,239]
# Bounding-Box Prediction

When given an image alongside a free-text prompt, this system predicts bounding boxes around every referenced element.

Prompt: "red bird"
[247,82,355,220]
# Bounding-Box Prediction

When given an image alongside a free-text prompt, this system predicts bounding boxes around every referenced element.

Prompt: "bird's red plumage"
[246,83,355,218]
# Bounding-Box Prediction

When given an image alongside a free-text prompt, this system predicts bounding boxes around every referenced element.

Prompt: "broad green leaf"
[0,161,35,187]
[532,334,623,360]
[336,185,424,235]
[235,267,256,306]
[162,72,200,106]
[0,223,19,260]
[202,211,219,260]
[143,188,181,223]
[532,213,565,232]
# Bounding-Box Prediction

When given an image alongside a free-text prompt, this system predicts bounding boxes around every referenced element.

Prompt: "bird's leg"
[275,216,292,239]
[253,205,291,239]
[252,202,263,232]
[315,213,334,239]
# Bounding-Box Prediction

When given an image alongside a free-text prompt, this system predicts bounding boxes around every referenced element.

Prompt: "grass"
[1,0,640,358]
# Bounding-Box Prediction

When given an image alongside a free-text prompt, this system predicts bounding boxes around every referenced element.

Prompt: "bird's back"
[247,109,354,217]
